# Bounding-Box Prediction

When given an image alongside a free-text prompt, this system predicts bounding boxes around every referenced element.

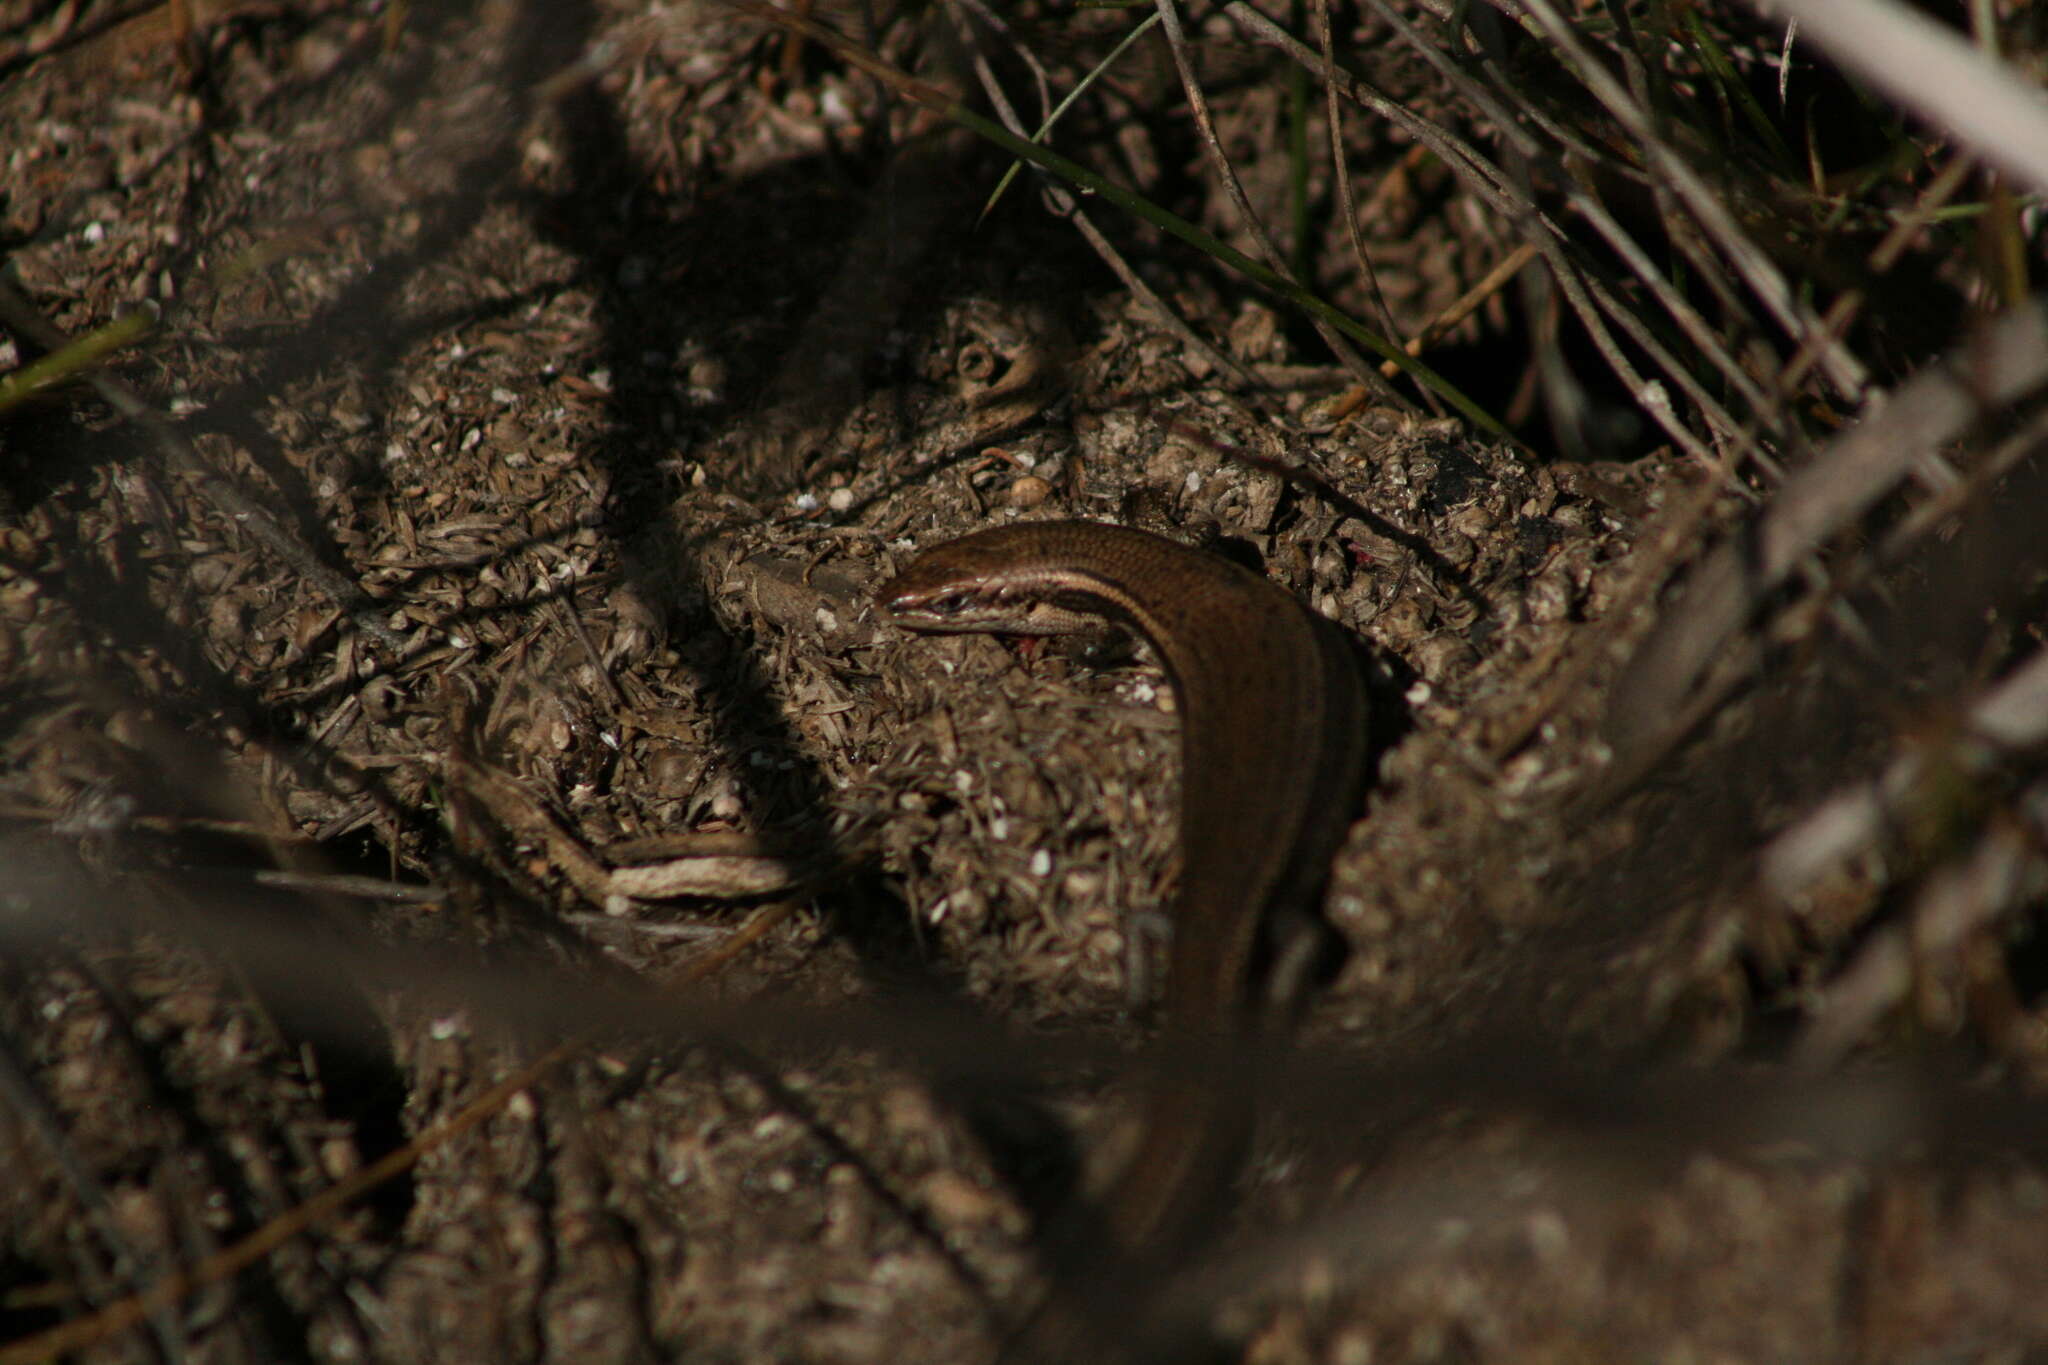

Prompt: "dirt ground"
[4,1,2048,1362]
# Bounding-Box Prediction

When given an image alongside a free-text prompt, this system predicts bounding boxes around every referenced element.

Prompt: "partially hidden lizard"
[878,519,1371,1357]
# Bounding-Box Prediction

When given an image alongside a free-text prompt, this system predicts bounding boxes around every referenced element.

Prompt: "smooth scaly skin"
[879,520,1370,1353]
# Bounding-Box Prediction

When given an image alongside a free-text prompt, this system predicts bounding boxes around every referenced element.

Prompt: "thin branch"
[1605,300,2048,766]
[1513,0,1870,400]
[1751,0,2048,201]
[0,276,406,653]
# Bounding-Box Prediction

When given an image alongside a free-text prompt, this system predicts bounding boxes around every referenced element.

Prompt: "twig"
[1790,819,2031,1072]
[1750,0,2048,201]
[1604,300,2048,768]
[0,276,405,653]
[1151,0,1378,391]
[1513,0,1870,399]
[1759,643,2048,903]
[947,4,1261,392]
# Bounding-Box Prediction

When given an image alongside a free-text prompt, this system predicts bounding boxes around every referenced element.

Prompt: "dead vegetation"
[2,0,2048,1360]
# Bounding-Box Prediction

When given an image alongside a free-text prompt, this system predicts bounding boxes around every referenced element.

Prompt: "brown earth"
[3,2,2047,1363]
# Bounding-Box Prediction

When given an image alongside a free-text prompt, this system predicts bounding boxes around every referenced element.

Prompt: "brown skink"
[878,520,1370,1287]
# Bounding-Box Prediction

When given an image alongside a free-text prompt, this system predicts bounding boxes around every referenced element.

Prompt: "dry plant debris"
[2,0,2048,1362]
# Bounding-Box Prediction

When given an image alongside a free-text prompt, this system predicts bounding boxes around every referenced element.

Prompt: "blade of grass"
[1680,7,1798,173]
[1285,0,1311,282]
[978,11,1160,224]
[720,0,1514,444]
[1752,0,2048,201]
[0,305,155,416]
